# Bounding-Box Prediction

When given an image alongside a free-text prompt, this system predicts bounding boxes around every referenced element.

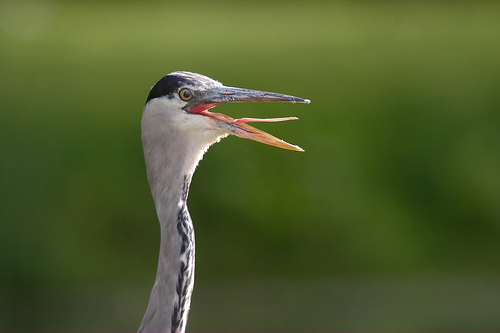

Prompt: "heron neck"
[139,140,200,333]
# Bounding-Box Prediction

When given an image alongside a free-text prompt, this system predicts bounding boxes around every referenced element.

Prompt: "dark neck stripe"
[171,175,195,333]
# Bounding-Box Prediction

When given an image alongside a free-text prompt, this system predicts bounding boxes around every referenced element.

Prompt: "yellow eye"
[179,88,193,101]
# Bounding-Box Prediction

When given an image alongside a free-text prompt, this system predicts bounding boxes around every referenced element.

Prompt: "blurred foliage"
[1,0,500,331]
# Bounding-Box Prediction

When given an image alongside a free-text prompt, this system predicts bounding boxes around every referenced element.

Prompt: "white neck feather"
[138,98,227,333]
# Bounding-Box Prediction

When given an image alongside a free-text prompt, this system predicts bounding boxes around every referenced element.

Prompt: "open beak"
[185,86,310,151]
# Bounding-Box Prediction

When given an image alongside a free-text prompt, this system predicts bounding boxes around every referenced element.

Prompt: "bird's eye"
[179,88,193,101]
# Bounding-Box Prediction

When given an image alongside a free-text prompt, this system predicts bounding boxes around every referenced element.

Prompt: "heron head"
[144,71,309,152]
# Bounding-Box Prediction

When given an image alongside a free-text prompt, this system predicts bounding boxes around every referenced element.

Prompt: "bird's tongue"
[190,103,303,152]
[231,116,298,124]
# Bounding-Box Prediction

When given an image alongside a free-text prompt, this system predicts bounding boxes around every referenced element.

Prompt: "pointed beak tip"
[289,97,310,104]
[286,143,305,152]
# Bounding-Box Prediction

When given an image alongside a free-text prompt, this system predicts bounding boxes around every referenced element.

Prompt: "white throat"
[138,98,227,333]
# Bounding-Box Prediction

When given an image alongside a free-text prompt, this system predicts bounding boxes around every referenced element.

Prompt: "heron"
[138,71,310,333]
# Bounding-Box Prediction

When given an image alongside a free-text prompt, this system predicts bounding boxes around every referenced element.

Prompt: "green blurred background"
[1,0,500,331]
